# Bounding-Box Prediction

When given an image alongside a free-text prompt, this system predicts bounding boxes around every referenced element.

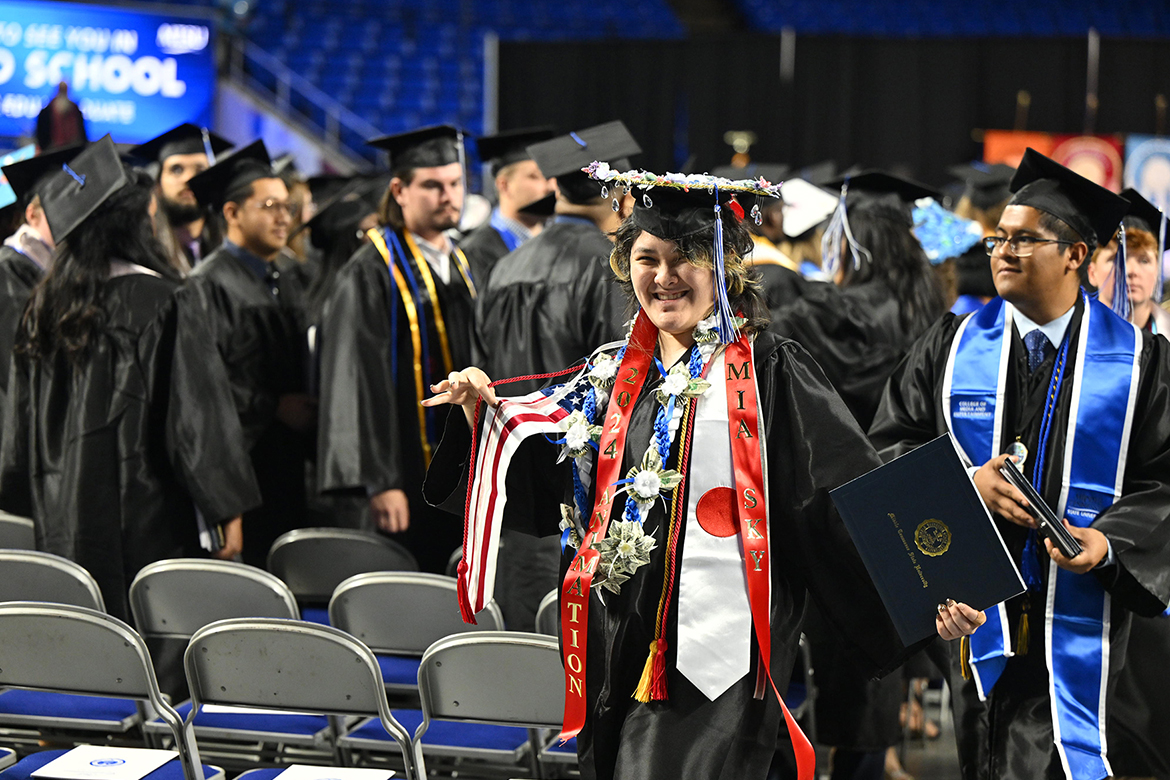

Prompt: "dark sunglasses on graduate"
[982,235,1075,258]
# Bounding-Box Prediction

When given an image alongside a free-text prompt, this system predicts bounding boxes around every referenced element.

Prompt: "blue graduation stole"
[944,293,1141,780]
[489,209,525,253]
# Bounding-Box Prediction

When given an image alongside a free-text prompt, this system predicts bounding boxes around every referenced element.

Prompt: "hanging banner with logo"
[0,0,216,143]
[982,130,1054,168]
[1050,134,1124,193]
[1125,134,1170,214]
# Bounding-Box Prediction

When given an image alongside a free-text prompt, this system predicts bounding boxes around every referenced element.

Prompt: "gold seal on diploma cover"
[914,519,951,557]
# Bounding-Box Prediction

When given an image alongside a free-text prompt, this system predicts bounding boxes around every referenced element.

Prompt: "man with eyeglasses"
[186,140,313,567]
[870,148,1170,780]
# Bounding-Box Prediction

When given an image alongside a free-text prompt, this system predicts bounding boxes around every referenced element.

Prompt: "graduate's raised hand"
[423,368,498,428]
[1045,521,1109,574]
[973,453,1037,529]
[935,599,986,640]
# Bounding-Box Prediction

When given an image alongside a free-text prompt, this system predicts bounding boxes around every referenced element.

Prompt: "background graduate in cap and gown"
[457,126,555,287]
[870,148,1170,780]
[0,145,84,417]
[315,124,476,571]
[769,171,947,431]
[184,140,313,569]
[423,165,983,780]
[475,121,638,395]
[131,123,233,274]
[0,136,261,621]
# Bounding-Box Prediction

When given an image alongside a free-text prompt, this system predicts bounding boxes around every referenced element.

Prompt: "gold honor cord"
[368,228,433,466]
[453,247,478,299]
[402,231,455,376]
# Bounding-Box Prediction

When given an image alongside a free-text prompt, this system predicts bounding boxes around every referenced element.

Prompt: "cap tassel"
[712,185,740,344]
[1157,213,1167,304]
[959,635,972,680]
[819,179,870,281]
[1111,222,1132,322]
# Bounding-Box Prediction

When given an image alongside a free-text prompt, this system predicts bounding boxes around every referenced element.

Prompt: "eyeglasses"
[249,198,298,218]
[982,235,1075,258]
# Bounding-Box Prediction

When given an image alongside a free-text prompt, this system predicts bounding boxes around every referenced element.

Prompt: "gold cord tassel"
[960,635,972,680]
[1017,609,1030,656]
[633,640,659,703]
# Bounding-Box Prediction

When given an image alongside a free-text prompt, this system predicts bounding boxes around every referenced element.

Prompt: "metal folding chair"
[0,512,34,550]
[533,589,558,637]
[266,528,418,624]
[129,559,335,766]
[183,618,416,780]
[0,602,221,780]
[412,631,567,779]
[0,551,145,747]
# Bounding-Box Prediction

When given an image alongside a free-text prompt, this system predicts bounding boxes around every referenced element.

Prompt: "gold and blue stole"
[943,292,1141,780]
[367,227,477,466]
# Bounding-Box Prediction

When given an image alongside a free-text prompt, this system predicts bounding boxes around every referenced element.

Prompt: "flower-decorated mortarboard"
[2,143,87,203]
[711,162,790,185]
[476,126,555,177]
[131,123,233,167]
[948,162,1016,211]
[528,121,641,205]
[366,124,463,173]
[36,135,129,243]
[186,139,275,211]
[1008,147,1129,249]
[586,163,782,344]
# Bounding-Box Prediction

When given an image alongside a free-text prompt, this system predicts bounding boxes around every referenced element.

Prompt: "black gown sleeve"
[763,337,927,677]
[316,250,404,494]
[1090,332,1170,616]
[160,287,262,523]
[0,351,32,517]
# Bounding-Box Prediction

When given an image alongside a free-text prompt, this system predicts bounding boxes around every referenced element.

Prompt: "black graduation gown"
[770,279,926,431]
[869,296,1170,780]
[186,245,311,568]
[750,261,807,322]
[0,272,261,620]
[0,246,43,410]
[1107,613,1170,778]
[425,331,923,780]
[458,220,511,289]
[475,217,628,393]
[316,231,476,572]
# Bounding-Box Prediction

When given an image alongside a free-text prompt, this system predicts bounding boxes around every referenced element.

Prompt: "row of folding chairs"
[0,601,564,780]
[0,551,572,779]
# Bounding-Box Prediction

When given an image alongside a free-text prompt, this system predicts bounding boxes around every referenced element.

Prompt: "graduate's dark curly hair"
[18,168,172,363]
[837,197,946,338]
[608,211,771,333]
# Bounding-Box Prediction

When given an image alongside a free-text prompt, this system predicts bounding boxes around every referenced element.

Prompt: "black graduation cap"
[1119,188,1165,236]
[828,170,942,202]
[272,153,298,177]
[630,185,743,241]
[2,143,87,202]
[711,162,790,184]
[527,121,641,180]
[1008,147,1130,246]
[948,162,1015,211]
[292,177,381,243]
[131,123,233,165]
[799,161,837,188]
[186,140,276,210]
[477,126,555,177]
[37,135,129,243]
[518,192,556,218]
[367,125,462,172]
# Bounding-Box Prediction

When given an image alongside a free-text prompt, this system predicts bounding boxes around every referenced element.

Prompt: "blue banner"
[0,0,216,143]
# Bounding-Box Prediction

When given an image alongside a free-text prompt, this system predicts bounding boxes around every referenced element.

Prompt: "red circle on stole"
[696,486,739,538]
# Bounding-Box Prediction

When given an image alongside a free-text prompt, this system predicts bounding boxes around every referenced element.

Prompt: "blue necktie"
[1024,329,1054,374]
